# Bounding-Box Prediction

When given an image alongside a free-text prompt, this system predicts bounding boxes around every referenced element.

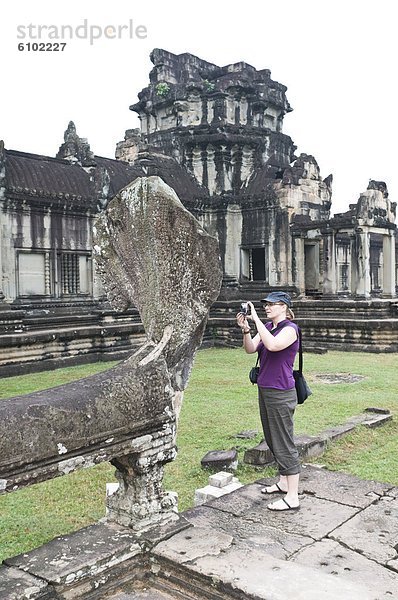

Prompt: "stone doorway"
[240,246,268,281]
[304,242,320,295]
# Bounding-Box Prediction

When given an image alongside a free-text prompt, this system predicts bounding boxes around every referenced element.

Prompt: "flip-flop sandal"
[260,483,285,495]
[267,498,300,511]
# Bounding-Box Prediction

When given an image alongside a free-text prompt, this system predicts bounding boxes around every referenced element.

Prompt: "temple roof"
[6,150,95,201]
[133,149,208,204]
[94,156,143,198]
[3,149,143,208]
[2,146,205,210]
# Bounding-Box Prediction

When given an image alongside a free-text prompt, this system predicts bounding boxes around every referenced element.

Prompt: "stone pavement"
[2,465,398,599]
[147,464,398,599]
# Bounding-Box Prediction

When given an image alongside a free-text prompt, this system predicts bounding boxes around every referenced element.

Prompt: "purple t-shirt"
[256,320,299,390]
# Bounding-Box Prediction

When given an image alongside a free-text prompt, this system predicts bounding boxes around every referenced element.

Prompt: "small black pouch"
[249,356,260,384]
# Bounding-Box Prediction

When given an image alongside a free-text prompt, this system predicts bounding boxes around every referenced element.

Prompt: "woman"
[236,291,300,511]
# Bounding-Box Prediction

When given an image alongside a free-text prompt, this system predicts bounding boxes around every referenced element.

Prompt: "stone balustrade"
[0,174,222,538]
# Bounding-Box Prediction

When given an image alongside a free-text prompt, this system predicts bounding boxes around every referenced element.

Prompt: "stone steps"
[205,299,398,352]
[0,298,397,377]
[105,586,191,599]
[211,299,398,320]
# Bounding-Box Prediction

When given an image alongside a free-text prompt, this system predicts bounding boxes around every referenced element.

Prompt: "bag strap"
[256,322,285,365]
[269,320,289,336]
[297,326,303,374]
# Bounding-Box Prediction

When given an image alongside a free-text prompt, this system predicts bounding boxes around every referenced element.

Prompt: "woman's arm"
[248,302,297,352]
[236,311,261,354]
[243,332,261,354]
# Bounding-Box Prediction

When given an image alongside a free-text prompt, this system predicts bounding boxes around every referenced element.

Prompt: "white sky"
[1,0,396,216]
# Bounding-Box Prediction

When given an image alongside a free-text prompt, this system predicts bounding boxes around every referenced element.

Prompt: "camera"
[240,302,251,316]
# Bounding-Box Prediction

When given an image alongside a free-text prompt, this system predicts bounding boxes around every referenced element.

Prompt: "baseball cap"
[261,291,292,307]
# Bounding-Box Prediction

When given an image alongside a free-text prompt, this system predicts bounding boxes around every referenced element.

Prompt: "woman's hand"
[237,305,260,353]
[236,312,249,331]
[247,302,259,324]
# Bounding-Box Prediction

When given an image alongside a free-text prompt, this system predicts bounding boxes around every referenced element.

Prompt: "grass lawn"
[0,348,397,562]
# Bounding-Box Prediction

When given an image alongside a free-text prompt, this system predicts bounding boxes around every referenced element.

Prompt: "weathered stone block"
[291,539,398,597]
[207,483,359,541]
[200,449,238,471]
[361,413,392,428]
[194,484,230,506]
[243,435,327,465]
[330,496,398,565]
[243,440,273,465]
[194,481,243,507]
[365,407,391,415]
[183,504,313,560]
[294,434,327,458]
[208,471,233,488]
[319,422,357,442]
[232,430,258,439]
[5,523,141,586]
[151,524,374,600]
[152,526,234,563]
[0,566,52,599]
[297,464,392,508]
[244,410,393,467]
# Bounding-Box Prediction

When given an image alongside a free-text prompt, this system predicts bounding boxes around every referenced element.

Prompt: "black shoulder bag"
[293,327,312,404]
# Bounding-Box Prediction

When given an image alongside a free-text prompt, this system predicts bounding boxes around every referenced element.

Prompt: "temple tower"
[125,50,332,297]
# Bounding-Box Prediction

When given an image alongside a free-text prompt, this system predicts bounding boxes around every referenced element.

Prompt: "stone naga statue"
[0,176,222,532]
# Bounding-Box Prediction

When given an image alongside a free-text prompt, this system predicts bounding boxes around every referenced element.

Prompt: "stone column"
[224,204,242,284]
[268,210,279,287]
[292,235,305,295]
[211,94,226,126]
[353,228,371,298]
[201,97,208,125]
[107,428,178,532]
[322,230,337,296]
[0,212,3,304]
[214,146,225,192]
[191,145,203,186]
[0,141,6,303]
[382,230,396,297]
[201,146,209,190]
[231,145,243,192]
[206,146,217,195]
[221,145,232,192]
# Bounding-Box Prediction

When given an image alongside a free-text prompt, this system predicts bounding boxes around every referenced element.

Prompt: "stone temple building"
[121,49,396,301]
[0,49,397,374]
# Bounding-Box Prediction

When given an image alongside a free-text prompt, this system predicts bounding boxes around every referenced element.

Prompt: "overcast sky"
[1,0,396,215]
